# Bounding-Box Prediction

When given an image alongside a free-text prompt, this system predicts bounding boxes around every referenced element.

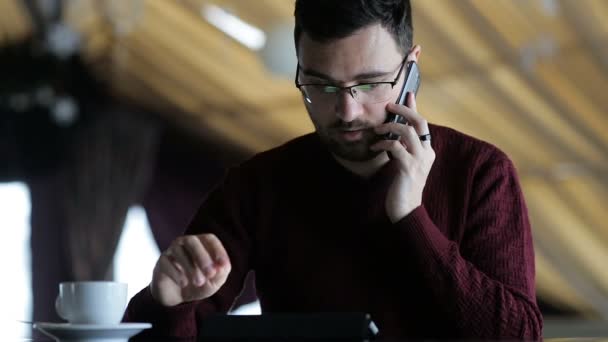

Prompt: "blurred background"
[1,0,607,340]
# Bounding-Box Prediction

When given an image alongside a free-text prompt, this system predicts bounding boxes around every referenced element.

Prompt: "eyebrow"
[300,67,393,83]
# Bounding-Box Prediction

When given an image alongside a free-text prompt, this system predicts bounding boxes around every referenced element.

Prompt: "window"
[113,206,161,301]
[0,182,32,340]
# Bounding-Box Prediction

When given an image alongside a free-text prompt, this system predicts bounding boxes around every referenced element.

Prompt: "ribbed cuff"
[126,286,199,337]
[393,205,451,262]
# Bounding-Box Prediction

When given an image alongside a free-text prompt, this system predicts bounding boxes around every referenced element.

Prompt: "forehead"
[297,24,403,80]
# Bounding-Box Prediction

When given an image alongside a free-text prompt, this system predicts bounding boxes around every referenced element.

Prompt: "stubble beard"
[315,124,383,162]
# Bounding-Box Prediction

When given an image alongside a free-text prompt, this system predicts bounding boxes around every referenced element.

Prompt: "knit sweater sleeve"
[123,165,256,340]
[395,156,543,340]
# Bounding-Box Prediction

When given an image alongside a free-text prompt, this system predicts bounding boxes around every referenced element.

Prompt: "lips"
[337,129,364,141]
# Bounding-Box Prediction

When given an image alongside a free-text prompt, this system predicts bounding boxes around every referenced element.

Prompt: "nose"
[335,89,363,123]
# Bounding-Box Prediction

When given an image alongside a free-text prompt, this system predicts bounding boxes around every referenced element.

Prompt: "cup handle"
[55,295,69,321]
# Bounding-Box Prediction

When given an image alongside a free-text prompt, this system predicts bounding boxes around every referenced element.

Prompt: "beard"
[313,118,383,162]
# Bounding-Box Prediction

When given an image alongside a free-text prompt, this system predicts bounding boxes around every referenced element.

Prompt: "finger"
[400,124,423,156]
[158,254,188,288]
[374,122,410,137]
[182,235,215,279]
[200,234,231,274]
[386,100,429,137]
[170,243,204,286]
[370,138,410,162]
[374,122,423,154]
[213,258,232,283]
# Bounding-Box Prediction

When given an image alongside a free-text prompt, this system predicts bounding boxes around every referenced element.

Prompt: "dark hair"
[294,0,413,55]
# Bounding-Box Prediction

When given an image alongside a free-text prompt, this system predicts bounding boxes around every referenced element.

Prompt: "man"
[124,0,543,339]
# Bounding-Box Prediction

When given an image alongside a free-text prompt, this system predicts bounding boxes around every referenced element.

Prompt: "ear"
[407,45,422,63]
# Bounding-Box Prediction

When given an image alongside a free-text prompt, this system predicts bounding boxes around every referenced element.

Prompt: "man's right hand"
[150,233,232,307]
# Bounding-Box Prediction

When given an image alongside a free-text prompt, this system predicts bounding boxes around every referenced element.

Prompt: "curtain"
[61,108,160,281]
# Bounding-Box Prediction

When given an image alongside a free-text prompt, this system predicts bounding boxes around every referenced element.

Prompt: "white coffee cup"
[55,281,128,325]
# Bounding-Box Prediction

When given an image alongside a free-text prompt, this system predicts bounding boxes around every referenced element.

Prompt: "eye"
[354,83,378,91]
[322,86,340,93]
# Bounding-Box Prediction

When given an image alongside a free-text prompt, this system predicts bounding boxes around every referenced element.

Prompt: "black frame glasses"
[294,57,408,104]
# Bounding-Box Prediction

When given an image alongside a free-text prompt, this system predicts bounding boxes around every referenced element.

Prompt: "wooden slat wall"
[0,0,31,42]
[3,0,607,317]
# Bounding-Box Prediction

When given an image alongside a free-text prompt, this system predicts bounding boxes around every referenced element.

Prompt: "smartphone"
[383,61,421,140]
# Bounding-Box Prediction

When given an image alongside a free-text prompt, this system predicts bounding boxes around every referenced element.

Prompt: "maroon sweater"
[124,124,543,340]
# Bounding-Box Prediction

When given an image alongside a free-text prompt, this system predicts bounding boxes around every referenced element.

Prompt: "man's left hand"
[371,92,435,223]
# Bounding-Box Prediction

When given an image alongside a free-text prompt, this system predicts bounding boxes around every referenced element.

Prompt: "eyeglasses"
[295,57,407,106]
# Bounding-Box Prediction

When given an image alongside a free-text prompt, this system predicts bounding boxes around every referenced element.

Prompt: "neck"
[333,152,390,178]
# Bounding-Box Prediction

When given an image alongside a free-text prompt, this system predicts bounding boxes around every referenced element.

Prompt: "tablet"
[198,312,379,341]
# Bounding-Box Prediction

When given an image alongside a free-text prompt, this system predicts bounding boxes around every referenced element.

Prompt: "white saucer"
[33,322,152,342]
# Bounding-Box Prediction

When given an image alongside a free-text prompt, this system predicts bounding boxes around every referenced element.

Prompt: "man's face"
[297,24,409,162]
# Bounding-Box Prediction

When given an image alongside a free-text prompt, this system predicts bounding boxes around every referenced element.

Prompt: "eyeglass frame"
[294,56,408,105]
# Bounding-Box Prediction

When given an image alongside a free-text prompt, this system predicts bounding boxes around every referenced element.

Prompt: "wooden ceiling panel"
[143,1,272,109]
[187,0,293,31]
[525,179,608,294]
[488,64,606,165]
[535,51,608,148]
[523,0,580,45]
[197,110,281,153]
[583,0,608,35]
[126,27,234,109]
[414,0,498,69]
[143,1,295,111]
[535,249,597,316]
[414,81,488,133]
[410,10,469,81]
[64,0,104,34]
[559,50,608,114]
[466,0,578,50]
[0,0,31,42]
[559,177,608,245]
[434,74,559,167]
[257,106,314,143]
[467,0,540,49]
